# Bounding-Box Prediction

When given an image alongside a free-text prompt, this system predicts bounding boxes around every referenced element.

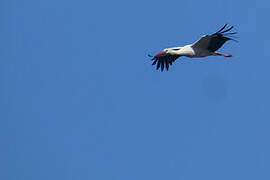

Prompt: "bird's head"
[154,49,167,57]
[153,47,181,58]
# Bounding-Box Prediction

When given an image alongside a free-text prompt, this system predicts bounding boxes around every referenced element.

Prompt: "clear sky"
[1,0,270,179]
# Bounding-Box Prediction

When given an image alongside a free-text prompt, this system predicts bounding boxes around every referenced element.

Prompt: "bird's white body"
[179,45,196,57]
[165,45,212,58]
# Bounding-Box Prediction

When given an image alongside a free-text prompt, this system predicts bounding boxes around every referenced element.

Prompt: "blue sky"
[1,0,270,179]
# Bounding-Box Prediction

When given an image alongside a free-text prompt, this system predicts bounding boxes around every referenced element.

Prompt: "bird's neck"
[168,47,183,55]
[177,45,194,56]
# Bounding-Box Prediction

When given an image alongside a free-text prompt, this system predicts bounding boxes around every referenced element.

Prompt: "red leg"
[215,52,232,57]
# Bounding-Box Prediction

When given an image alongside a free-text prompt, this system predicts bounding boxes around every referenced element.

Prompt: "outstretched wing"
[192,24,237,52]
[151,54,180,71]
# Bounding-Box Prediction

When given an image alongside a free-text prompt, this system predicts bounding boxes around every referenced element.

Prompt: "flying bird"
[150,24,237,71]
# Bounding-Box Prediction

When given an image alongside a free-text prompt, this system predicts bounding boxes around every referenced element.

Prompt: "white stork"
[150,24,237,71]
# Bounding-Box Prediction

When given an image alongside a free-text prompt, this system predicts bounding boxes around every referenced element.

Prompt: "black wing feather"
[220,26,233,33]
[165,61,169,70]
[217,24,228,33]
[152,59,158,65]
[208,34,231,52]
[208,24,237,52]
[151,54,180,71]
[157,60,161,70]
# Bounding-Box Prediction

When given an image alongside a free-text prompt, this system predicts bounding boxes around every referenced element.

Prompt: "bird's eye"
[172,48,180,51]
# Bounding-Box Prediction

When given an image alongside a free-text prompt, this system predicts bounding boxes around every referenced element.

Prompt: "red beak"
[155,51,166,57]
